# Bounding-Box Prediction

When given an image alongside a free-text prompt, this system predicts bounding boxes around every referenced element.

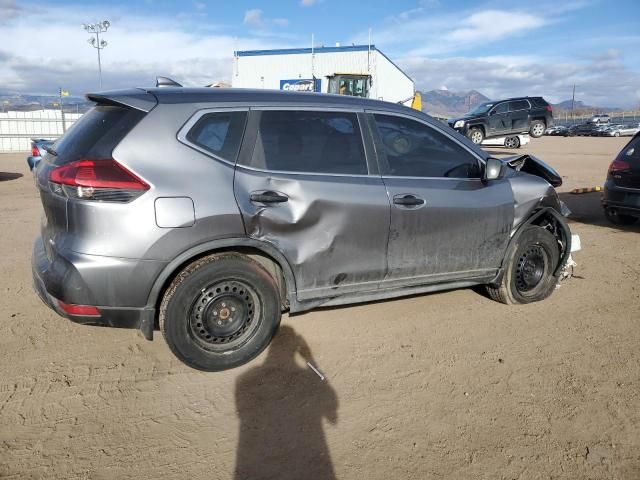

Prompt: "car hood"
[500,154,562,187]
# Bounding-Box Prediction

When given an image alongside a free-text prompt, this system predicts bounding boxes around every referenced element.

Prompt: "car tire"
[468,127,484,144]
[604,208,638,225]
[504,136,520,149]
[529,120,546,138]
[160,253,282,371]
[486,226,560,305]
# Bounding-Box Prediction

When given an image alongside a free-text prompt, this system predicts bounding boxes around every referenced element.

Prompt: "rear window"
[617,136,640,164]
[530,97,549,107]
[186,111,247,162]
[51,105,145,166]
[247,110,367,175]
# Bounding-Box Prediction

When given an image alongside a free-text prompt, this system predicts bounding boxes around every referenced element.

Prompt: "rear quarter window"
[51,105,145,166]
[185,111,247,162]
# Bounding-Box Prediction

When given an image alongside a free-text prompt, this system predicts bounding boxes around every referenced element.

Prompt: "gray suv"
[32,85,573,371]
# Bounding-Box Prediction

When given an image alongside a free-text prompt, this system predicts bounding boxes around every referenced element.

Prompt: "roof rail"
[156,76,183,88]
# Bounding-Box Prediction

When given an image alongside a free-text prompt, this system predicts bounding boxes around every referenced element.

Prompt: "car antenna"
[156,76,183,88]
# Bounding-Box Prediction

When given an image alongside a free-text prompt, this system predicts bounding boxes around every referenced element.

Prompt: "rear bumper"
[602,181,640,215]
[31,237,161,339]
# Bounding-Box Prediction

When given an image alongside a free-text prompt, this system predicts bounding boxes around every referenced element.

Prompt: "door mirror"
[484,157,503,181]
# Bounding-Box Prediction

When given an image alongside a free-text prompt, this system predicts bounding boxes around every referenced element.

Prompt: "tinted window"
[187,111,247,162]
[51,105,145,166]
[509,100,530,111]
[493,103,508,114]
[618,136,640,164]
[373,114,480,178]
[249,110,367,174]
[530,97,549,107]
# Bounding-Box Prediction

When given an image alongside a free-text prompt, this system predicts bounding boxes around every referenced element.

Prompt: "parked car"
[448,96,553,144]
[27,138,54,171]
[545,125,569,136]
[602,132,640,225]
[481,134,529,149]
[590,114,610,124]
[569,123,600,136]
[591,124,614,136]
[601,124,640,137]
[32,84,575,371]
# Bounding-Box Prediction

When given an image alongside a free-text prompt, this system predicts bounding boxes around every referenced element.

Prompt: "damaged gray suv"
[32,84,574,371]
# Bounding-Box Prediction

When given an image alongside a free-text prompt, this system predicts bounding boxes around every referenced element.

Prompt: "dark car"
[569,123,599,136]
[545,125,569,136]
[602,132,640,225]
[27,138,55,171]
[32,83,575,371]
[448,96,553,144]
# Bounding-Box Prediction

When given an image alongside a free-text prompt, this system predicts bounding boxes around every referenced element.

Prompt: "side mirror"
[484,157,503,181]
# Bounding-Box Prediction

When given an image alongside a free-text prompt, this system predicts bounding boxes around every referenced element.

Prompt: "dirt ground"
[1,136,639,479]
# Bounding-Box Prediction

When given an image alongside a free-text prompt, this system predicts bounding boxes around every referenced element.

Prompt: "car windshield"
[468,102,494,115]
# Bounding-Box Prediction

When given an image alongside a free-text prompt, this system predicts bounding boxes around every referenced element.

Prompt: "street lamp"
[83,20,110,90]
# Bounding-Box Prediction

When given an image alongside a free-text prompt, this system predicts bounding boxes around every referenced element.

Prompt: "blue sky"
[1,0,639,107]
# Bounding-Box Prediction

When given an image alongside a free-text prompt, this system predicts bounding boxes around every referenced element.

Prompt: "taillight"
[546,105,553,112]
[58,300,101,317]
[609,159,631,173]
[31,145,40,156]
[49,159,149,202]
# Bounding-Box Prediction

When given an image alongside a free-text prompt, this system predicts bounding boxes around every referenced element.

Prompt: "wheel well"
[154,247,290,325]
[528,211,569,267]
[531,117,547,126]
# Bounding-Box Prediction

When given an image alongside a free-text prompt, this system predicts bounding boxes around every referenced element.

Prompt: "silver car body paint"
[31,88,572,339]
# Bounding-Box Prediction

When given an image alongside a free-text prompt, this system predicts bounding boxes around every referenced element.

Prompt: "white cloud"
[273,18,290,27]
[300,0,317,6]
[449,10,546,43]
[243,9,264,28]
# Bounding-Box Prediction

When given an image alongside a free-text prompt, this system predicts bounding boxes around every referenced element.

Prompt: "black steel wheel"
[160,253,281,371]
[486,226,560,305]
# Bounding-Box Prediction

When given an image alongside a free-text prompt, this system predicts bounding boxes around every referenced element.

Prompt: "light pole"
[83,20,110,89]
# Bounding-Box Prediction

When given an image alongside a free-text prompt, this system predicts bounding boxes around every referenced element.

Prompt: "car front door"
[368,112,514,287]
[233,108,391,302]
[508,100,531,133]
[488,102,509,136]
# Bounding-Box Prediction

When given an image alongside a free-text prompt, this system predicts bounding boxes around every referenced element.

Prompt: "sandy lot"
[1,136,639,479]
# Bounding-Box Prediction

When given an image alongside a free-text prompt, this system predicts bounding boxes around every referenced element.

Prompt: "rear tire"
[530,120,546,138]
[468,127,484,144]
[160,253,282,371]
[486,226,560,305]
[604,208,638,225]
[504,136,521,149]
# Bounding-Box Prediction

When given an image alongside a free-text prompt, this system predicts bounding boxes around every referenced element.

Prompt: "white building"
[232,44,415,105]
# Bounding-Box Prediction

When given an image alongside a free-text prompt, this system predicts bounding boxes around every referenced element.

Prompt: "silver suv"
[32,85,574,371]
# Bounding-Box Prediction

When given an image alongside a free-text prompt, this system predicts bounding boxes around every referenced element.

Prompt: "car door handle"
[393,194,425,206]
[250,191,289,204]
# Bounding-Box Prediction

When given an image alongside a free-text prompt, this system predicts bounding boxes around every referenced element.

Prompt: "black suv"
[448,97,554,144]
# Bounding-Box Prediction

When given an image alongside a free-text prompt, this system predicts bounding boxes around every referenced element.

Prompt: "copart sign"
[280,79,321,92]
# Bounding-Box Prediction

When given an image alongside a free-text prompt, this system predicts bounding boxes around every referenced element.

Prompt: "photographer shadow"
[234,325,338,480]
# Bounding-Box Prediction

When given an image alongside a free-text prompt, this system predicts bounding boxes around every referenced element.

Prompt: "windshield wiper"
[42,145,58,156]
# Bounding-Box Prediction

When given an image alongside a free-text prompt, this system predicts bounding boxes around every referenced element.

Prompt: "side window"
[509,100,530,111]
[186,111,247,162]
[373,114,481,178]
[493,103,508,114]
[249,110,368,175]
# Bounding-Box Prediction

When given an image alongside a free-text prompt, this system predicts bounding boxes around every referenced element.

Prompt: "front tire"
[468,127,484,144]
[160,253,282,371]
[530,120,546,138]
[486,226,560,305]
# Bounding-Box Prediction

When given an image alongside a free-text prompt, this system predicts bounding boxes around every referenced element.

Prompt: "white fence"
[0,110,82,153]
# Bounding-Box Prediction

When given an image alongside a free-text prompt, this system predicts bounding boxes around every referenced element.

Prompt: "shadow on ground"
[0,172,23,182]
[234,325,338,480]
[559,192,640,232]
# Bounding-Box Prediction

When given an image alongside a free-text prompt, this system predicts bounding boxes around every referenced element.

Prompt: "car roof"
[88,87,418,115]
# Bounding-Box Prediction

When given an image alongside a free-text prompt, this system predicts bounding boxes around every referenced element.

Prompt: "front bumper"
[31,237,159,339]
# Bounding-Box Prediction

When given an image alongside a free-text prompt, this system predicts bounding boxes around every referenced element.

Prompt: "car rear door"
[508,100,530,133]
[367,111,513,286]
[233,107,390,302]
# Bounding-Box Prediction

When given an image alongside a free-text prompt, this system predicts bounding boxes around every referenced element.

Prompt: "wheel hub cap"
[189,280,260,350]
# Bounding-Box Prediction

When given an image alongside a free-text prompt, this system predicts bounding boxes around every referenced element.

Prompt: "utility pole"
[83,20,110,89]
[59,88,66,132]
[570,84,576,124]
